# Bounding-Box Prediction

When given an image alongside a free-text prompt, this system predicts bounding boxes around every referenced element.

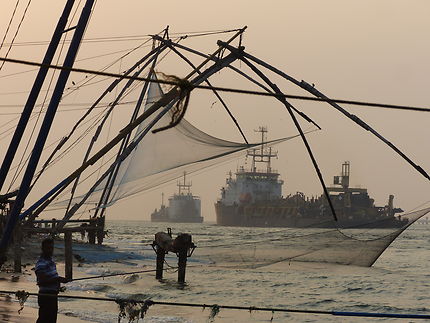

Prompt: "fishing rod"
[70,267,175,282]
[68,263,205,282]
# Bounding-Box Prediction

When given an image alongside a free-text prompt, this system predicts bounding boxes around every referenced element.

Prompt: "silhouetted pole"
[64,232,73,281]
[155,247,165,280]
[13,227,22,273]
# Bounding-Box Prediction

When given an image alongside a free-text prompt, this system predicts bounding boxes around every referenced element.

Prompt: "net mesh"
[193,207,430,267]
[50,75,300,209]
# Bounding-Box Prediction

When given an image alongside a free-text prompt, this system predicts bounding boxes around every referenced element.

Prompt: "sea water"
[24,221,430,322]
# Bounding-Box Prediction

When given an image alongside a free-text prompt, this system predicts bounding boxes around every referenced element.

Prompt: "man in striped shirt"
[35,237,69,323]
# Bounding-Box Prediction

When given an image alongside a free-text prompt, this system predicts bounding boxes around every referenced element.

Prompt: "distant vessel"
[215,127,406,228]
[151,172,203,223]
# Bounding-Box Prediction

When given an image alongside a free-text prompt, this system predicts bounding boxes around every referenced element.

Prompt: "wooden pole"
[13,226,21,273]
[88,219,96,244]
[177,249,187,284]
[96,216,105,245]
[64,231,73,280]
[88,230,96,244]
[155,246,165,280]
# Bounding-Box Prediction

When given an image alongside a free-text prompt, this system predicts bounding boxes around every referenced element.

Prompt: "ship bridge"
[220,127,284,206]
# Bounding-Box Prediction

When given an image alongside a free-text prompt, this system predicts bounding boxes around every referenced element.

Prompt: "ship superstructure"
[220,126,283,206]
[215,128,406,228]
[151,172,203,223]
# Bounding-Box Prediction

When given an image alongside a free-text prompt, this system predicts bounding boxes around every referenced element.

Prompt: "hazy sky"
[0,1,429,221]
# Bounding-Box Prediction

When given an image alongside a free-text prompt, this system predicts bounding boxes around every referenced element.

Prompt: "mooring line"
[0,289,429,319]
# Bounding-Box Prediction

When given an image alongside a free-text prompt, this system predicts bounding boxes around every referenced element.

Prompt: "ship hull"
[215,201,406,229]
[151,196,203,223]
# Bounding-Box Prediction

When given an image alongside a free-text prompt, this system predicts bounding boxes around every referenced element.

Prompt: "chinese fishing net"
[46,60,429,268]
[48,74,299,210]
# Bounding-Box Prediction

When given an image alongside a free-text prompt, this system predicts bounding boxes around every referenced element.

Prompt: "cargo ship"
[215,127,406,228]
[151,172,203,223]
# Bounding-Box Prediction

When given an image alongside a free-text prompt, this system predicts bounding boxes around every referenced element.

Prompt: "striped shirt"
[35,256,60,293]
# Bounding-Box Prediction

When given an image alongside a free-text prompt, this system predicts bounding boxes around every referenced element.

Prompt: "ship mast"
[333,161,350,189]
[246,126,277,173]
[178,172,192,195]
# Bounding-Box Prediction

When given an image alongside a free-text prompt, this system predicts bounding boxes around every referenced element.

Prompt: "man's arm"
[35,261,70,284]
[36,271,69,284]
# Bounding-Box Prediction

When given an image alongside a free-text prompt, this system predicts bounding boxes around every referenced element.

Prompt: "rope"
[0,289,429,319]
[0,56,429,113]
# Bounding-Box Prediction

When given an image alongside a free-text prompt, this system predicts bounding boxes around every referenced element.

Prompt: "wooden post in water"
[13,226,22,273]
[96,216,105,245]
[64,231,73,280]
[173,233,193,284]
[155,246,165,280]
[177,249,187,284]
[88,219,96,244]
[153,231,195,283]
[154,232,172,280]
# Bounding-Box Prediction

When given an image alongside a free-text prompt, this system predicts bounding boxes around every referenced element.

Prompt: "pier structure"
[21,217,105,279]
[1,194,105,279]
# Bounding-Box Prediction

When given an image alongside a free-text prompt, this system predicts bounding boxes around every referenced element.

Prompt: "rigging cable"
[0,0,20,53]
[0,0,32,71]
[0,43,154,81]
[7,52,428,197]
[0,55,428,113]
[13,34,155,191]
[43,35,178,217]
[0,28,241,48]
